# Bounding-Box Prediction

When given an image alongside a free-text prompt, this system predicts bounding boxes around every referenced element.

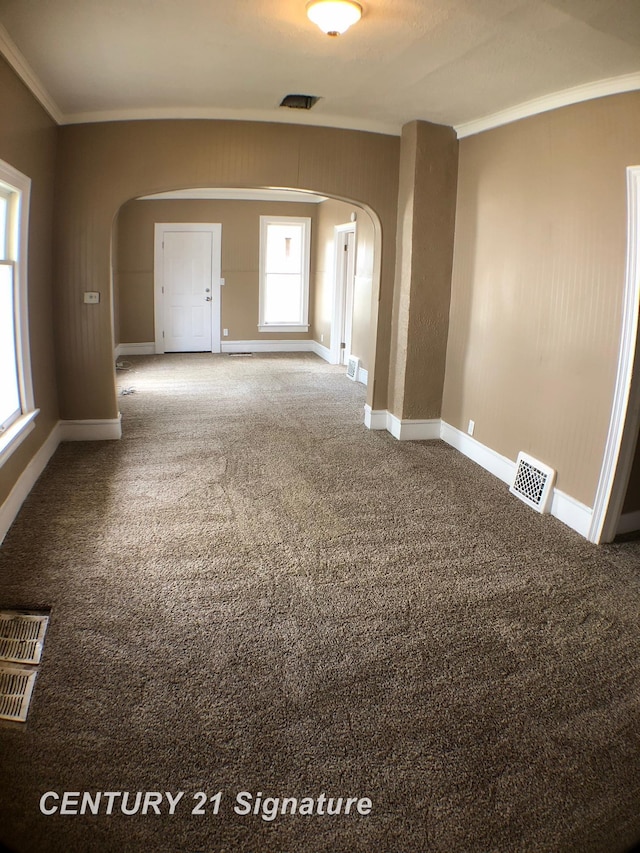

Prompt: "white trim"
[0,422,60,544]
[259,216,311,332]
[311,340,332,362]
[0,157,37,470]
[331,223,357,366]
[258,324,309,333]
[0,410,38,467]
[617,510,640,536]
[115,342,155,358]
[357,366,368,386]
[154,223,222,355]
[61,106,401,137]
[387,414,440,441]
[0,23,64,125]
[455,72,640,139]
[140,188,328,203]
[589,166,640,544]
[59,417,122,442]
[440,421,593,538]
[363,405,388,430]
[439,421,515,485]
[221,340,315,353]
[550,490,593,540]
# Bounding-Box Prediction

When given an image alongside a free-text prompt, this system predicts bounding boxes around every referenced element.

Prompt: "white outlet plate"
[83,291,100,304]
[223,328,229,336]
[467,419,475,436]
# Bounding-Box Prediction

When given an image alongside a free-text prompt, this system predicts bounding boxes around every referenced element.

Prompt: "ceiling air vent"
[279,94,320,110]
[509,452,555,514]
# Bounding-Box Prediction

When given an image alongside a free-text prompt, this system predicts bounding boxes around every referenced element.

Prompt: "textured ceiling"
[0,0,639,134]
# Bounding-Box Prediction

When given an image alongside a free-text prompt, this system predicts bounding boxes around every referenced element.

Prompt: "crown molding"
[455,71,640,139]
[0,22,64,124]
[61,105,402,136]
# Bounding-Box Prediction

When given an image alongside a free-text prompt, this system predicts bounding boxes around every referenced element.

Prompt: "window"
[259,216,311,332]
[0,158,37,466]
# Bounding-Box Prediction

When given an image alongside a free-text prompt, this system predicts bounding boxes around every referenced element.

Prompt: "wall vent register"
[510,452,556,514]
[346,356,360,381]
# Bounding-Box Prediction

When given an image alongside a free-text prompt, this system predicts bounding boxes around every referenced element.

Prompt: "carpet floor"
[0,353,639,853]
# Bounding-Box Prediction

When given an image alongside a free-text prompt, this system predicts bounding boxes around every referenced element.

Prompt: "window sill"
[0,409,39,467]
[258,324,309,334]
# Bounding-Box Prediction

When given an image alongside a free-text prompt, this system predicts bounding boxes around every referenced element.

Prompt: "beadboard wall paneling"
[0,56,58,507]
[443,91,640,507]
[55,120,400,420]
[116,199,318,344]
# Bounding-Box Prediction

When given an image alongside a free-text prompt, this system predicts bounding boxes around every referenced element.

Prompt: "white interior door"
[340,228,356,365]
[155,223,222,354]
[164,230,212,352]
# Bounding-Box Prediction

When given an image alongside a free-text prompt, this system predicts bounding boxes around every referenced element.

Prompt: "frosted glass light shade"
[306,0,362,36]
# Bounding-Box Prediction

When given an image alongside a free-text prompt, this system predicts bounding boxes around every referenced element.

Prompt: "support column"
[388,120,458,421]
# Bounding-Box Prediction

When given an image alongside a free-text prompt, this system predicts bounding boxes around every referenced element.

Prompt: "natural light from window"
[259,216,310,332]
[0,160,37,466]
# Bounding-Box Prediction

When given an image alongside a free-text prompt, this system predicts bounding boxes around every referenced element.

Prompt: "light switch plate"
[84,291,100,304]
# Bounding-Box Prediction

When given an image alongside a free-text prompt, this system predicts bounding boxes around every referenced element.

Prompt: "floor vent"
[346,356,359,381]
[510,452,556,514]
[0,665,37,723]
[0,611,49,665]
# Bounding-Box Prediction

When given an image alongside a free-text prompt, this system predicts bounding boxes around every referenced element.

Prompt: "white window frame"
[258,215,311,333]
[0,157,38,467]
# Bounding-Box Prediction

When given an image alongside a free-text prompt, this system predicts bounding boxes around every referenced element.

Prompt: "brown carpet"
[0,352,639,853]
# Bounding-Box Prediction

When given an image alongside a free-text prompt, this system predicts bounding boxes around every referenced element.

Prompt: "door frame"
[330,222,357,365]
[589,165,640,542]
[154,222,222,354]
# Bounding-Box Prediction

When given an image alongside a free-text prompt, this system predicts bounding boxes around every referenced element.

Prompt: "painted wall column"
[388,120,458,420]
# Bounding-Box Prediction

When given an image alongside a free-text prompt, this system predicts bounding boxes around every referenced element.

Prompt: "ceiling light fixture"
[306,0,362,37]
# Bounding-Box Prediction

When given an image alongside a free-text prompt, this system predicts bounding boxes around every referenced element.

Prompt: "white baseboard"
[440,421,593,538]
[310,340,332,362]
[114,342,155,358]
[222,340,315,354]
[59,416,122,441]
[0,423,61,544]
[440,421,515,485]
[388,414,440,441]
[550,489,593,539]
[364,405,388,430]
[1,415,124,542]
[617,509,640,536]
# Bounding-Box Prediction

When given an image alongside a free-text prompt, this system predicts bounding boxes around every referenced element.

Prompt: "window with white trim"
[0,158,38,466]
[258,216,311,333]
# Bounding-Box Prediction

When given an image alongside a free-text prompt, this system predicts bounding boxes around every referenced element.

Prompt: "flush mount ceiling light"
[306,0,362,36]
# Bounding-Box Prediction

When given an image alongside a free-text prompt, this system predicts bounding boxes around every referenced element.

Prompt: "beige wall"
[622,435,640,515]
[443,91,640,507]
[312,198,375,372]
[54,120,400,420]
[388,121,458,419]
[116,198,319,344]
[0,56,58,507]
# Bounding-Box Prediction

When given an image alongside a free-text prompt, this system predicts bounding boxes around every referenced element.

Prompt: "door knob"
[205,296,212,302]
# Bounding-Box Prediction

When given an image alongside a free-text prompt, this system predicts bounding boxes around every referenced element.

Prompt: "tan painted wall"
[54,121,400,420]
[0,57,58,507]
[352,208,376,373]
[443,91,640,507]
[388,121,458,419]
[116,198,318,343]
[622,436,640,515]
[312,198,376,371]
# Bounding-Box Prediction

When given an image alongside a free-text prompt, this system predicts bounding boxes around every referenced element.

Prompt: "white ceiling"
[0,0,639,136]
